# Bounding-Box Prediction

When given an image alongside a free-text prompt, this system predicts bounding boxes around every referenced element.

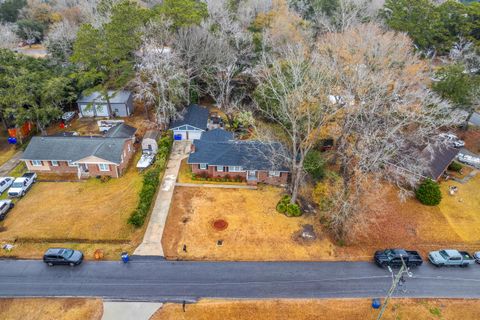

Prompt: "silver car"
[0,200,14,221]
[0,177,14,194]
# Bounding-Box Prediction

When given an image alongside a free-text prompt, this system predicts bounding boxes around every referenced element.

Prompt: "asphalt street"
[0,258,479,302]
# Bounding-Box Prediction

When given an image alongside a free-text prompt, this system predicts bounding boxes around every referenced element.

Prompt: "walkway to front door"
[134,141,191,256]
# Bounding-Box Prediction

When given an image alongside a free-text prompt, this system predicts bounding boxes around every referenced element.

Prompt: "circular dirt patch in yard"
[212,219,228,231]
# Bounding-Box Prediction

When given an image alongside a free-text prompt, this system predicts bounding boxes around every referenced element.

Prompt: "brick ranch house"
[21,124,137,179]
[188,129,290,186]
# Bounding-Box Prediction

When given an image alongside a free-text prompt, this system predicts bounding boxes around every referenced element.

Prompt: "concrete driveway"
[134,141,190,256]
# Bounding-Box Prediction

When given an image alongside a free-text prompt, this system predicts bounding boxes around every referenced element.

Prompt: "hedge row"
[128,133,173,227]
[191,173,243,183]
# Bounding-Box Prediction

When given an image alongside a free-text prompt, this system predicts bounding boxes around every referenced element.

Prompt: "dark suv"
[43,248,84,266]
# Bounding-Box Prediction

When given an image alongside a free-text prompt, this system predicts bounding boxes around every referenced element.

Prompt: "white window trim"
[50,160,59,167]
[217,166,224,172]
[269,171,281,177]
[228,166,243,172]
[98,163,109,172]
[31,160,42,167]
[68,161,77,167]
[199,163,207,170]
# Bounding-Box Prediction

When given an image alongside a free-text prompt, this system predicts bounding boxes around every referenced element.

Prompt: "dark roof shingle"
[170,104,209,130]
[188,140,289,171]
[422,144,460,180]
[104,123,137,138]
[22,136,129,164]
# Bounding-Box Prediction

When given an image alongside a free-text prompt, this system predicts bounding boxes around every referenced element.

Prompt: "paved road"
[0,258,479,302]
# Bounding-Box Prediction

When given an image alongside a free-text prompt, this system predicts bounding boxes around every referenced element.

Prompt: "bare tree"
[44,20,79,63]
[134,20,188,127]
[316,24,463,240]
[254,41,339,204]
[313,0,383,34]
[0,24,20,50]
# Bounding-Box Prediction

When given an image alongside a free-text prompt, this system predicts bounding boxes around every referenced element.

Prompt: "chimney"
[190,143,196,153]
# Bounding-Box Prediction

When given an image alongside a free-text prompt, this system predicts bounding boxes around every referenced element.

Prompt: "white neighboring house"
[77,90,134,118]
[170,104,209,141]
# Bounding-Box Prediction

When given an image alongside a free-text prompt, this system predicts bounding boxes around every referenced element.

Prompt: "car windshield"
[11,182,23,188]
[62,249,74,259]
[439,250,450,259]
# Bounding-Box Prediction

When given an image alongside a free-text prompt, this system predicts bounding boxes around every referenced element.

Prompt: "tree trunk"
[105,92,113,119]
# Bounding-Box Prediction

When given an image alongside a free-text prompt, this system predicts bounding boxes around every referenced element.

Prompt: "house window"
[217,166,224,172]
[269,171,281,177]
[68,161,77,167]
[199,163,207,170]
[229,166,243,172]
[50,161,59,167]
[98,164,109,172]
[31,160,42,167]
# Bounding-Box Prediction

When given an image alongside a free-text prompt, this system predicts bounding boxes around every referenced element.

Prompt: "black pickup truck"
[374,249,423,268]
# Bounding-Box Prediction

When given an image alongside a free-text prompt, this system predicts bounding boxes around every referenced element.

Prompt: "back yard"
[163,171,480,261]
[0,154,145,260]
[0,132,16,167]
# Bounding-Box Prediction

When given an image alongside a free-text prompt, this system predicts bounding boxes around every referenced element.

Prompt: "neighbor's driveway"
[134,141,191,256]
[0,151,22,176]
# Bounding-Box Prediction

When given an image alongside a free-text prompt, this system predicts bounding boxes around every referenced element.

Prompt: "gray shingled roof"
[104,123,137,138]
[200,129,233,142]
[77,90,131,104]
[469,112,480,127]
[422,144,460,180]
[144,130,160,140]
[21,136,129,164]
[188,140,289,171]
[170,104,209,130]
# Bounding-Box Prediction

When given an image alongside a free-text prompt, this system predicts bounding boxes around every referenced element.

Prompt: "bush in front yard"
[416,179,442,206]
[286,203,302,217]
[276,195,303,217]
[448,161,462,172]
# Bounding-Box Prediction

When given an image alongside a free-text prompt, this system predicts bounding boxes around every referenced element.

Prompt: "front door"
[247,171,257,180]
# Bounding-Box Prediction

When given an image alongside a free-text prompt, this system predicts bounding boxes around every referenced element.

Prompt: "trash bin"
[121,252,129,263]
[372,298,381,309]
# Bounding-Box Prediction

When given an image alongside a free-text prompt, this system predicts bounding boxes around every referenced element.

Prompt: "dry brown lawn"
[164,169,480,261]
[0,156,145,260]
[341,173,480,259]
[152,298,480,320]
[0,299,102,320]
[162,186,336,261]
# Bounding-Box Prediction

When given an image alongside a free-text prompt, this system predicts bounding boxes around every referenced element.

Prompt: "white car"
[0,177,14,195]
[439,133,465,148]
[61,111,76,122]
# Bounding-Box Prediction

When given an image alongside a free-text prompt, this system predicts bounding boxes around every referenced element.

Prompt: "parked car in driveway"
[0,200,14,221]
[0,177,14,194]
[374,249,423,268]
[43,248,83,266]
[61,111,76,123]
[439,133,465,148]
[428,249,475,267]
[8,172,37,198]
[474,252,480,264]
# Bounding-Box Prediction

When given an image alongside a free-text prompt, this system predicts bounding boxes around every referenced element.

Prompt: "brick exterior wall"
[190,164,289,186]
[26,160,79,173]
[24,140,135,179]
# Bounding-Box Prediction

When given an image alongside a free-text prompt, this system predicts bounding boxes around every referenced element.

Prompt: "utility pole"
[376,256,413,320]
